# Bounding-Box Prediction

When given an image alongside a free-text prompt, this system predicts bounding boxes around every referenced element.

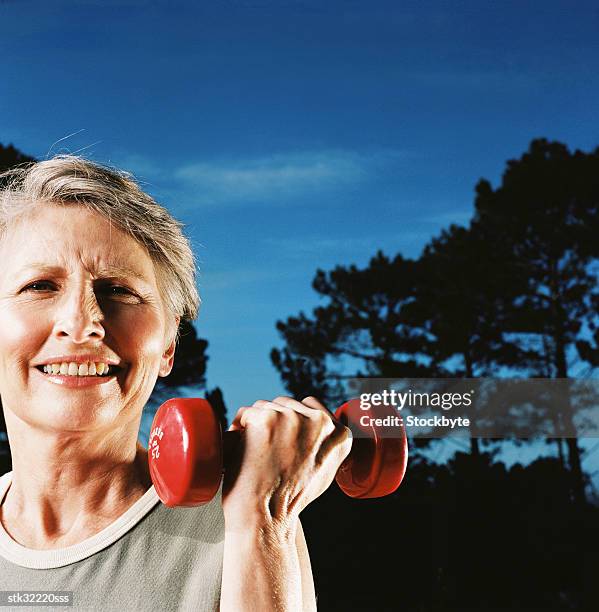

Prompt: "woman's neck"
[0,444,151,550]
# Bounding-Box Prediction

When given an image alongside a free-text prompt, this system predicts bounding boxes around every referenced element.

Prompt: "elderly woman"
[0,157,351,611]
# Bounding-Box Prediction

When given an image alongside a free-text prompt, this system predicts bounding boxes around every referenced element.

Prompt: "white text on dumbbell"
[149,426,164,459]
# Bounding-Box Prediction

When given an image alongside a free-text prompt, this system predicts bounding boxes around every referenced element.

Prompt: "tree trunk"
[555,331,586,505]
[464,350,480,456]
[556,438,565,465]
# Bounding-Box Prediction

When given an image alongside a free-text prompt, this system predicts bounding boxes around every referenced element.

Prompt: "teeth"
[41,361,114,377]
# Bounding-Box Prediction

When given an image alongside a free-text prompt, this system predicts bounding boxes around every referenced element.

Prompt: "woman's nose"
[52,286,105,343]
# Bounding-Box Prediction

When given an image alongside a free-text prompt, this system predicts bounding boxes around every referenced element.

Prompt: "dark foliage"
[303,453,598,611]
[0,142,35,183]
[154,319,209,389]
[205,386,228,431]
[273,139,599,608]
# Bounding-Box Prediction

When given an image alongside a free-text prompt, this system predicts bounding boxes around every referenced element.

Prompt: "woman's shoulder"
[0,471,224,570]
[146,484,225,545]
[0,475,225,611]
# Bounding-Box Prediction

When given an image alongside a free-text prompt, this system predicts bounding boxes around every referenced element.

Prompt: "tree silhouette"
[0,142,35,183]
[147,319,228,427]
[403,223,527,455]
[206,386,228,431]
[156,319,209,389]
[271,251,434,409]
[473,138,599,503]
[272,138,599,489]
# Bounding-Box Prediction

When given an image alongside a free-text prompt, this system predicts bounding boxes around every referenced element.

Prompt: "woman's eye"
[22,281,55,292]
[100,285,141,300]
[21,282,136,298]
[106,286,132,296]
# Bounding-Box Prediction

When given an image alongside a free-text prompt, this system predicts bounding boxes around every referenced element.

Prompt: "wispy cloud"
[172,148,406,207]
[261,231,435,262]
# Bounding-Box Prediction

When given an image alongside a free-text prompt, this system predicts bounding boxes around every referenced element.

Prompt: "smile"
[37,361,116,377]
[33,363,123,388]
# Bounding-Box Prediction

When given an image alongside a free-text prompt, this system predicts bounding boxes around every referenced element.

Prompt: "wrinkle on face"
[0,202,178,438]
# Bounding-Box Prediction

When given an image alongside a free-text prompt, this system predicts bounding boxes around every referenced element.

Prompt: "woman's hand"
[222,395,352,533]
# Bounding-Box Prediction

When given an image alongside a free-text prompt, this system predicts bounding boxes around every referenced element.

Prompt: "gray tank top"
[0,471,224,611]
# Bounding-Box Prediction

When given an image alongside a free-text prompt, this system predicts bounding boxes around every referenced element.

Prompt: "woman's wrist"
[224,506,299,544]
[221,511,302,612]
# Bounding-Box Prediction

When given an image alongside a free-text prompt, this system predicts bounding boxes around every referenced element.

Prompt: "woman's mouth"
[34,362,123,387]
[36,361,118,376]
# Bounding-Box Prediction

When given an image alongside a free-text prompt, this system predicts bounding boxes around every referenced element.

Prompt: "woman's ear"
[158,316,180,378]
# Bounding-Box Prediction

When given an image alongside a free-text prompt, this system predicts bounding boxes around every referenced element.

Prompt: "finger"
[315,423,353,467]
[271,395,336,421]
[292,397,353,463]
[252,399,307,422]
[299,396,353,447]
[269,396,341,438]
[266,396,328,419]
[252,400,315,436]
[229,405,282,432]
[300,395,336,419]
[230,398,295,431]
[254,398,335,428]
[228,405,252,431]
[234,403,304,437]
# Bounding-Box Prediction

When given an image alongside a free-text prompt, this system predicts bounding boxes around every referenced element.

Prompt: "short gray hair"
[0,155,200,340]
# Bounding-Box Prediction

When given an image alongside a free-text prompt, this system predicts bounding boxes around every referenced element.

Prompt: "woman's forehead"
[2,203,156,281]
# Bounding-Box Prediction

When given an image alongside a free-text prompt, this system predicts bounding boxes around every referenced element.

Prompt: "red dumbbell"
[148,398,408,507]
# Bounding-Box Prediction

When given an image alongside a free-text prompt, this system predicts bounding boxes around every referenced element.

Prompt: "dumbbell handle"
[221,430,241,470]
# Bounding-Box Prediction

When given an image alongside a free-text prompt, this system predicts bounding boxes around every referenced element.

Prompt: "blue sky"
[1,0,599,427]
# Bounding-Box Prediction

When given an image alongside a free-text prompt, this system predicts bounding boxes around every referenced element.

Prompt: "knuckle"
[311,409,334,432]
[263,409,281,423]
[239,407,257,425]
[283,408,304,429]
[244,406,275,424]
[315,410,330,424]
[243,406,262,420]
[273,395,293,405]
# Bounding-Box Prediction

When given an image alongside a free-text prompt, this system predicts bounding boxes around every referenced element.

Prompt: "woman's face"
[0,203,177,435]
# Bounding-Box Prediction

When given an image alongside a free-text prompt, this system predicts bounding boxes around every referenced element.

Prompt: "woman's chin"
[15,402,123,435]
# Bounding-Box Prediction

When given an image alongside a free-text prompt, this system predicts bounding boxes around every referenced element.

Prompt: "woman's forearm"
[220,519,303,612]
[219,395,350,612]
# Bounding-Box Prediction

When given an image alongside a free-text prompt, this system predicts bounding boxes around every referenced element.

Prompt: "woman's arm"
[219,396,349,611]
[296,518,317,611]
[221,517,314,611]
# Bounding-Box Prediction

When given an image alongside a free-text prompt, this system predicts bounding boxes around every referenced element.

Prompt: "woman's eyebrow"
[12,263,151,284]
[96,265,151,284]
